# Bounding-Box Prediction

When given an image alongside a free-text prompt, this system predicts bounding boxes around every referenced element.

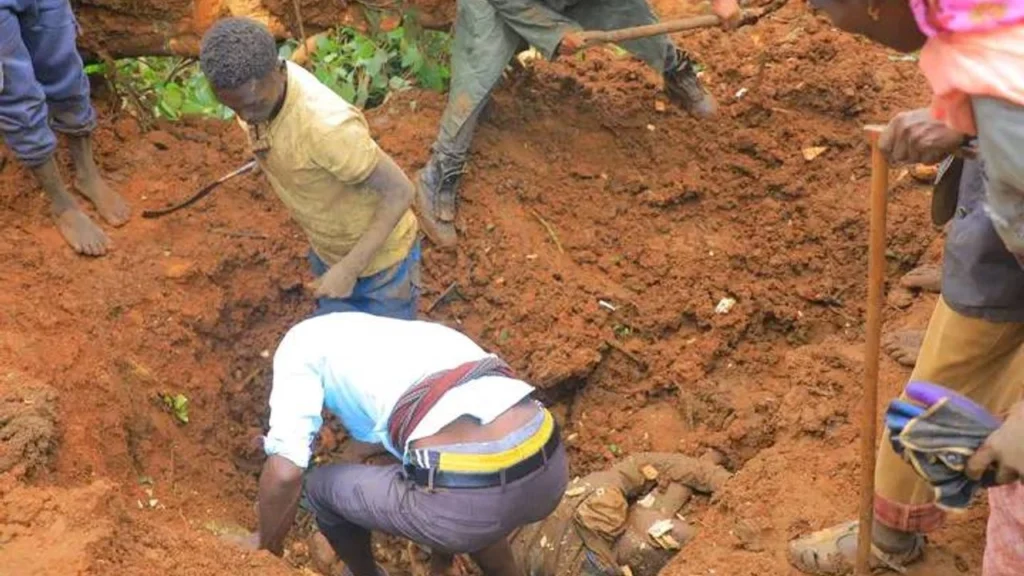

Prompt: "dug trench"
[0,3,990,575]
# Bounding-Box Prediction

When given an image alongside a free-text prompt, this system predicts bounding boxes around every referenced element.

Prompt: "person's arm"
[331,152,414,283]
[309,119,415,299]
[257,455,304,554]
[252,332,327,554]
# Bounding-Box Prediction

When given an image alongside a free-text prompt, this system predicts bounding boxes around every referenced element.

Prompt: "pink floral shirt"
[911,0,1024,35]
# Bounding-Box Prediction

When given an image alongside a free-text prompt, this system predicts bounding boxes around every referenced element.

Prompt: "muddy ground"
[0,2,990,575]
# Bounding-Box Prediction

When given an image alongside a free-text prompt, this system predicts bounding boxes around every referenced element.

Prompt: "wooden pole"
[858,125,888,576]
[572,0,787,52]
[576,15,722,48]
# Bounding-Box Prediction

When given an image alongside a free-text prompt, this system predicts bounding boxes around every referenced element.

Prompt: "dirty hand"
[712,0,743,29]
[967,402,1024,486]
[309,261,360,300]
[558,30,586,56]
[222,531,260,551]
[879,108,965,166]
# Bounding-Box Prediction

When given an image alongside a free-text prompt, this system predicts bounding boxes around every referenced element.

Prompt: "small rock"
[646,124,656,132]
[654,100,667,113]
[163,259,196,280]
[715,297,736,314]
[802,146,828,161]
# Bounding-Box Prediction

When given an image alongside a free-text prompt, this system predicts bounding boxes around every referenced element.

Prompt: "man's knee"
[303,466,339,520]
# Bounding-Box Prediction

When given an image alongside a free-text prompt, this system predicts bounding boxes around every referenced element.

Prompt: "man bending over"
[230,311,569,576]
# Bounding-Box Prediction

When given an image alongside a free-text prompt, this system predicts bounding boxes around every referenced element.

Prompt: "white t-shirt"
[263,312,535,468]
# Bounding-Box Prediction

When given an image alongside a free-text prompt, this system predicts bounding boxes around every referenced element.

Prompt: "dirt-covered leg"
[32,157,109,256]
[69,134,131,226]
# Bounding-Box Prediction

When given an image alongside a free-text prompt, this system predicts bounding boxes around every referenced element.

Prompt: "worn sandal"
[787,520,924,575]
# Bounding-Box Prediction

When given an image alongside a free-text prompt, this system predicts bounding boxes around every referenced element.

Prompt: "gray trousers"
[973,96,1024,264]
[433,0,677,163]
[304,444,569,554]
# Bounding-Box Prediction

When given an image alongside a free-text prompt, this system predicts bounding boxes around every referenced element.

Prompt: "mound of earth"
[0,372,59,479]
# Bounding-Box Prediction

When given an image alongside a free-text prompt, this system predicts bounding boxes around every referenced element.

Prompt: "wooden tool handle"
[857,125,888,576]
[577,15,723,48]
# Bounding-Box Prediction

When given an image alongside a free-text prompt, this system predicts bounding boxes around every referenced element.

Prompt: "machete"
[141,160,258,219]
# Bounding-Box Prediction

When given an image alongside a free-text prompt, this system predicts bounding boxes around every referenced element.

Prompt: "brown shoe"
[787,520,924,575]
[413,154,460,248]
[663,49,717,119]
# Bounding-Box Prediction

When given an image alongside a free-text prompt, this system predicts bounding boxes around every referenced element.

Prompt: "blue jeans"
[307,239,421,320]
[0,0,96,166]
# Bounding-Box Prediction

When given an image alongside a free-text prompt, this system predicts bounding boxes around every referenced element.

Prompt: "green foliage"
[299,22,451,109]
[89,22,451,122]
[89,57,233,121]
[160,392,190,424]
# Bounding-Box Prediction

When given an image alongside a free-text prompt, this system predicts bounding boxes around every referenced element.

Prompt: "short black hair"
[200,18,279,90]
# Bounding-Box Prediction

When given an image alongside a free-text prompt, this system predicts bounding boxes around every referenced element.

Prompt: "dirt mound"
[0,372,59,478]
[0,1,992,574]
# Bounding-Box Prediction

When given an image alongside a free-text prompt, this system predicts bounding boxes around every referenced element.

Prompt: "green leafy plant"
[87,21,451,122]
[89,57,232,121]
[160,392,190,424]
[300,22,451,109]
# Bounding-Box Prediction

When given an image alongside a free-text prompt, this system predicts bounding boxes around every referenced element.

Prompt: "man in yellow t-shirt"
[199,18,421,319]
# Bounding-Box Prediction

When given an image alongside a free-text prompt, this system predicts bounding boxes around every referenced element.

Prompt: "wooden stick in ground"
[858,124,888,576]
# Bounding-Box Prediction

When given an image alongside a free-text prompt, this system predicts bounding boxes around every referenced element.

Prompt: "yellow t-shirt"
[241,62,417,277]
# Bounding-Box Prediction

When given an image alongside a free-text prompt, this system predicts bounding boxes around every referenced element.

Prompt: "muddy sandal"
[787,520,924,575]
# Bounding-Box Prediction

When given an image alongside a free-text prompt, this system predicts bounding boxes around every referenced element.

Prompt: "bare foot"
[54,208,109,256]
[888,287,915,309]
[884,330,925,368]
[899,264,941,293]
[75,173,131,227]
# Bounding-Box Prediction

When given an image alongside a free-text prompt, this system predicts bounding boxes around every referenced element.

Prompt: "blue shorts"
[307,239,421,320]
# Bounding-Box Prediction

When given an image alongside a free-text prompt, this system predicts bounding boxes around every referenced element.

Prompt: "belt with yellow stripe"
[403,409,561,489]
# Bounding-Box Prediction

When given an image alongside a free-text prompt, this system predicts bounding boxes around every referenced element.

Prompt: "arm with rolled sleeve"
[308,115,415,298]
[255,338,326,555]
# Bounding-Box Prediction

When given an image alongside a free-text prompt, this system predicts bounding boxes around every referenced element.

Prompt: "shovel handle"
[572,1,784,52]
[857,125,888,576]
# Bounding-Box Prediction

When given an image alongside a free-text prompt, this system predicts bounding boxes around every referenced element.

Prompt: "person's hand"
[967,403,1024,485]
[308,261,360,299]
[879,109,965,165]
[222,531,260,551]
[558,31,586,56]
[712,0,743,29]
